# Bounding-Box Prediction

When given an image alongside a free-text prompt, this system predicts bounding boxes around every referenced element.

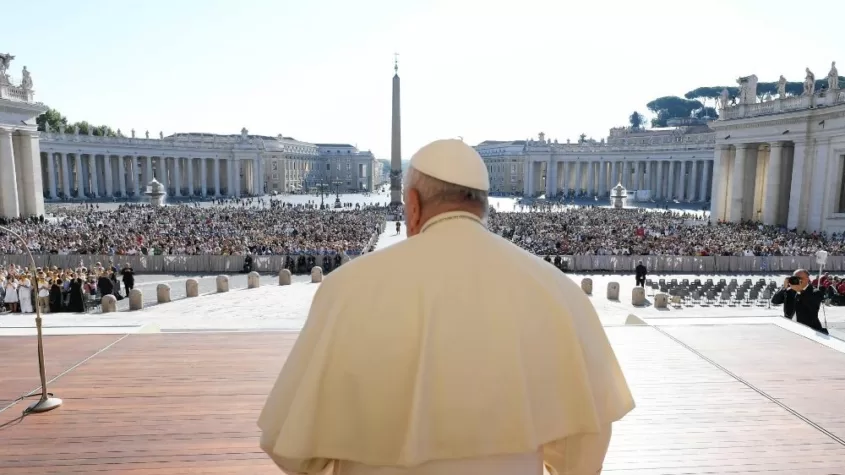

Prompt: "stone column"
[213,158,221,197]
[73,153,83,197]
[709,147,729,222]
[0,129,20,217]
[666,161,675,201]
[522,160,530,195]
[160,157,169,193]
[677,161,686,201]
[643,161,651,192]
[16,131,44,216]
[729,144,751,222]
[61,153,71,199]
[235,160,242,197]
[597,161,606,196]
[118,157,127,197]
[545,160,557,197]
[173,157,182,197]
[252,158,258,195]
[527,160,535,196]
[700,160,711,201]
[610,161,619,186]
[89,154,99,197]
[632,162,641,190]
[130,156,138,196]
[652,160,665,200]
[585,161,594,195]
[103,154,113,197]
[787,142,807,229]
[621,161,630,188]
[201,159,208,197]
[145,156,153,189]
[186,158,194,196]
[559,162,568,193]
[47,152,57,199]
[762,142,784,225]
[689,160,699,201]
[228,159,235,196]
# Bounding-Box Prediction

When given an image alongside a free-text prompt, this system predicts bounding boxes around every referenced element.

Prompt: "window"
[326,163,331,170]
[272,162,278,171]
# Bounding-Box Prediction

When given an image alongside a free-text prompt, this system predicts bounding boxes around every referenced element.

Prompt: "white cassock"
[259,211,635,475]
[19,284,34,313]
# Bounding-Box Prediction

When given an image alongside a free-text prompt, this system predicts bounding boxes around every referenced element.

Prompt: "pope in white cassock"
[258,139,635,475]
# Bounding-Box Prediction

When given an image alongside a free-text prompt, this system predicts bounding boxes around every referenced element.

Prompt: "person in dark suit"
[771,269,828,335]
[97,273,114,297]
[635,261,647,288]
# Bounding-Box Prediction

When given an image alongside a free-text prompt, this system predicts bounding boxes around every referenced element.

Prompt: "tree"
[629,111,646,129]
[36,108,117,136]
[36,108,68,132]
[646,96,703,127]
[694,107,718,119]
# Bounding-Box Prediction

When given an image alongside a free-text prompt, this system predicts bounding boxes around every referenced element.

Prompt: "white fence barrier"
[0,254,839,274]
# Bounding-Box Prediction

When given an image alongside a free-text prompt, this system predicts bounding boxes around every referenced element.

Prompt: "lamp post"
[0,224,63,413]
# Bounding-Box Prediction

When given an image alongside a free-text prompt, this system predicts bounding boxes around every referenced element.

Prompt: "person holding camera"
[771,269,828,335]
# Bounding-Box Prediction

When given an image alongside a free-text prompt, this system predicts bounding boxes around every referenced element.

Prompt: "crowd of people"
[0,203,388,256]
[2,201,845,259]
[1,262,133,314]
[487,207,845,256]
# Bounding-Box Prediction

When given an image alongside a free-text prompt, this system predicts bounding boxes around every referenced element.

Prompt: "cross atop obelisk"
[389,53,403,206]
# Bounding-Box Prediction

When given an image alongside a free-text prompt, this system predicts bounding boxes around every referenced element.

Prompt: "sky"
[4,0,845,158]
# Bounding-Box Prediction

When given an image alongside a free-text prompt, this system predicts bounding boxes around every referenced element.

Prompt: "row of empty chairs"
[643,277,779,307]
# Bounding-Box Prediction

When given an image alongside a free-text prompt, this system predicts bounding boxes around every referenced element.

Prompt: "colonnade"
[710,142,797,227]
[40,153,265,199]
[525,158,713,201]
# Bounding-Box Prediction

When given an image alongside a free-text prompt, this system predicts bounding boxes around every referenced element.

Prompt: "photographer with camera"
[771,269,828,335]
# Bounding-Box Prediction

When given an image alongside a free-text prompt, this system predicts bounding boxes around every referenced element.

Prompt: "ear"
[405,188,422,236]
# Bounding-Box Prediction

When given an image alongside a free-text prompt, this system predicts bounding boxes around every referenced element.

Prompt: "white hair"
[404,167,488,216]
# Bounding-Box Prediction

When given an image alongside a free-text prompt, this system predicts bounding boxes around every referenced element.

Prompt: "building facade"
[477,127,715,202]
[710,63,845,233]
[0,54,47,218]
[37,129,379,201]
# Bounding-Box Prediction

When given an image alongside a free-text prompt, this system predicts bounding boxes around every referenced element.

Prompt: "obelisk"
[390,55,403,205]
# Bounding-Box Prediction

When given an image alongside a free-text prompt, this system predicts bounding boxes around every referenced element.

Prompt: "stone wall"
[0,253,841,274]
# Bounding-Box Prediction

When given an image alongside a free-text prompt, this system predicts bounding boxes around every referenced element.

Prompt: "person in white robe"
[18,278,34,314]
[258,139,635,475]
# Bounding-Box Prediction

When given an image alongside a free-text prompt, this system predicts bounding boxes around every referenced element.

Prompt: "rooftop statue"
[0,53,14,83]
[20,66,32,90]
[828,61,839,91]
[803,68,815,96]
[718,88,730,110]
[777,75,787,99]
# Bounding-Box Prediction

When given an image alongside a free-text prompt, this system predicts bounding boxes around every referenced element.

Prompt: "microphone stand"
[0,224,63,413]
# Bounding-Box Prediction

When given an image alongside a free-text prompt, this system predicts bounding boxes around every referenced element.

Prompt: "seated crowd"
[0,203,388,256]
[487,207,845,256]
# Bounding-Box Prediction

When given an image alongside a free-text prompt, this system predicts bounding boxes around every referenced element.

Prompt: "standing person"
[4,278,19,313]
[37,276,51,313]
[258,139,634,475]
[635,260,647,288]
[18,278,34,314]
[121,264,135,295]
[771,269,828,334]
[395,221,402,235]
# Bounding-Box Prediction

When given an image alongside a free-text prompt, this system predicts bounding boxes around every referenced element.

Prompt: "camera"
[788,276,801,285]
